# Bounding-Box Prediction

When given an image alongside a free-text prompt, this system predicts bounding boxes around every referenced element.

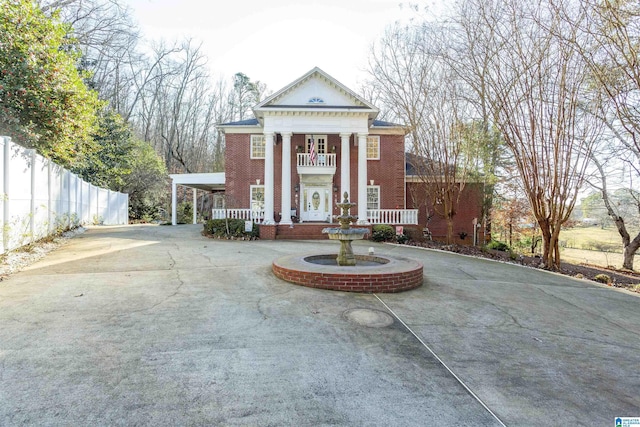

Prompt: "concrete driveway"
[0,224,638,426]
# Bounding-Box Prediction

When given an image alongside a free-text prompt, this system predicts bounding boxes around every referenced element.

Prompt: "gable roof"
[252,66,379,123]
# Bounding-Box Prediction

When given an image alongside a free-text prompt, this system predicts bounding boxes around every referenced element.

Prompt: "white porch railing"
[367,209,419,225]
[212,208,418,225]
[297,153,336,168]
[212,209,265,223]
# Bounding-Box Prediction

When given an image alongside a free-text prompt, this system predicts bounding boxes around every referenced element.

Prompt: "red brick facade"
[224,132,407,215]
[218,68,485,241]
[406,181,487,244]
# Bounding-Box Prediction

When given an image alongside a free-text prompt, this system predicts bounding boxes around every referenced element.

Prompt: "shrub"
[594,274,611,284]
[486,240,510,252]
[371,224,396,242]
[582,240,619,253]
[396,232,409,244]
[177,202,193,224]
[203,219,260,239]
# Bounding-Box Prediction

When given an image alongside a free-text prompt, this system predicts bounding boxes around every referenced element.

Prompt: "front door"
[303,187,326,222]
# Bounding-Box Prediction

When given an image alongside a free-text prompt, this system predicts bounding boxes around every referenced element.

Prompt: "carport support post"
[171,180,177,225]
[192,188,197,224]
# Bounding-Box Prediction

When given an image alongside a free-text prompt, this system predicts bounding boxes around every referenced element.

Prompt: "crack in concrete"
[532,284,640,338]
[456,267,479,280]
[167,250,176,270]
[256,288,295,320]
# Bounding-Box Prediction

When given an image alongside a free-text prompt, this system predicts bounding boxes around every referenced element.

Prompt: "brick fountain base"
[272,253,423,293]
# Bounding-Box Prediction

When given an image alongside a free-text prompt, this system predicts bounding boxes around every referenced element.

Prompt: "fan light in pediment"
[307,97,325,104]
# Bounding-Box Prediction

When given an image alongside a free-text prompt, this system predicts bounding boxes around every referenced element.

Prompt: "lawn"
[559,226,639,270]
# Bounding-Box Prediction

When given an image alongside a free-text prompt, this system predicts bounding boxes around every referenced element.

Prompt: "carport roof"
[169,172,225,191]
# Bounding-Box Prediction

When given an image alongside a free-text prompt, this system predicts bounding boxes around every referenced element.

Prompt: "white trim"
[254,67,379,113]
[357,133,368,224]
[280,132,292,225]
[220,125,262,134]
[169,172,225,187]
[340,133,351,199]
[263,132,275,224]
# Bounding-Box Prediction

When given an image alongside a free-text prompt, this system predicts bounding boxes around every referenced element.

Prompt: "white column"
[280,132,292,225]
[264,132,275,224]
[340,133,351,201]
[192,188,197,224]
[357,133,368,224]
[171,181,177,225]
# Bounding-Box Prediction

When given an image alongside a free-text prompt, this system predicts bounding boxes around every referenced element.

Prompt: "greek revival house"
[171,67,485,242]
[217,67,416,237]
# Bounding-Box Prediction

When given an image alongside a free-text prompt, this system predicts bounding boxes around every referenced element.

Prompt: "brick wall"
[225,132,406,213]
[368,134,406,209]
[406,181,487,244]
[224,133,264,208]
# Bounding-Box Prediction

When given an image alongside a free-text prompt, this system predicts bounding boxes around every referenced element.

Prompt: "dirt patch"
[406,240,640,293]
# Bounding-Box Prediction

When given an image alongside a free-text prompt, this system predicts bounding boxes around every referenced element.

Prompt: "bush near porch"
[371,224,409,244]
[203,219,260,239]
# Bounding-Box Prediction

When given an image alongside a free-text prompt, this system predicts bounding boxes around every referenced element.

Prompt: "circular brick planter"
[272,253,423,293]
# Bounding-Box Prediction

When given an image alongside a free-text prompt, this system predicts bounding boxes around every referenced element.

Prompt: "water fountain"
[272,193,423,293]
[321,192,368,266]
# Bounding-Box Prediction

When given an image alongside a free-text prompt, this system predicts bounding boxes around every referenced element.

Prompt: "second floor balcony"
[296,153,336,175]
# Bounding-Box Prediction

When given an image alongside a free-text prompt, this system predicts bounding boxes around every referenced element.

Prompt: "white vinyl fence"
[0,136,128,254]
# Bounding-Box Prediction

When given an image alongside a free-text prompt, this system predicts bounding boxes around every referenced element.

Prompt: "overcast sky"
[121,0,440,92]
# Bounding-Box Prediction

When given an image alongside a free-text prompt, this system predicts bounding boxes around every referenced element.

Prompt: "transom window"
[366,136,380,160]
[251,135,265,159]
[367,185,380,210]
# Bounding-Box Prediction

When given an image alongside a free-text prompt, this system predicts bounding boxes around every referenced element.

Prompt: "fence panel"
[0,136,129,254]
[33,154,50,240]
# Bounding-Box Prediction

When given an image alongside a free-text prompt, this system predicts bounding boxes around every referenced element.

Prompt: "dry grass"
[560,226,639,270]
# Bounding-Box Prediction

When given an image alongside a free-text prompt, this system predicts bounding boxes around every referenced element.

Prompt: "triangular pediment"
[255,67,378,111]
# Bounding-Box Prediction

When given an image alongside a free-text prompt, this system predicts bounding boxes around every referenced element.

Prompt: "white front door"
[303,187,326,222]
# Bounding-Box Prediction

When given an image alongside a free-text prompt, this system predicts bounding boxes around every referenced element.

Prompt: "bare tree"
[136,40,238,174]
[39,0,142,113]
[477,0,603,269]
[554,0,640,270]
[368,23,478,243]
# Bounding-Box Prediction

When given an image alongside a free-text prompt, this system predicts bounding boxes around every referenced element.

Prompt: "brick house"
[171,67,485,242]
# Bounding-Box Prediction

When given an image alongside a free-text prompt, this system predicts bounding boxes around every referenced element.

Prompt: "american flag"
[309,136,317,165]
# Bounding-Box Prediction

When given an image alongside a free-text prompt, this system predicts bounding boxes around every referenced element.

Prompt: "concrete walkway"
[0,224,638,426]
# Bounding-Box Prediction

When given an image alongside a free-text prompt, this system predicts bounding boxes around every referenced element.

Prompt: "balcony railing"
[367,209,419,225]
[212,208,264,223]
[297,153,336,168]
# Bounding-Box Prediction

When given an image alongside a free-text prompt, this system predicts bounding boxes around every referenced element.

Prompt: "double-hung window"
[251,135,266,159]
[250,185,265,211]
[367,185,380,210]
[366,136,380,160]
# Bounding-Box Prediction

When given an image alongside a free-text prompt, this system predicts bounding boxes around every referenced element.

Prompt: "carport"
[169,173,225,225]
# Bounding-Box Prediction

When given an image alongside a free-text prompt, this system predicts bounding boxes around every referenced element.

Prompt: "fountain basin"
[322,227,368,240]
[272,253,423,293]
